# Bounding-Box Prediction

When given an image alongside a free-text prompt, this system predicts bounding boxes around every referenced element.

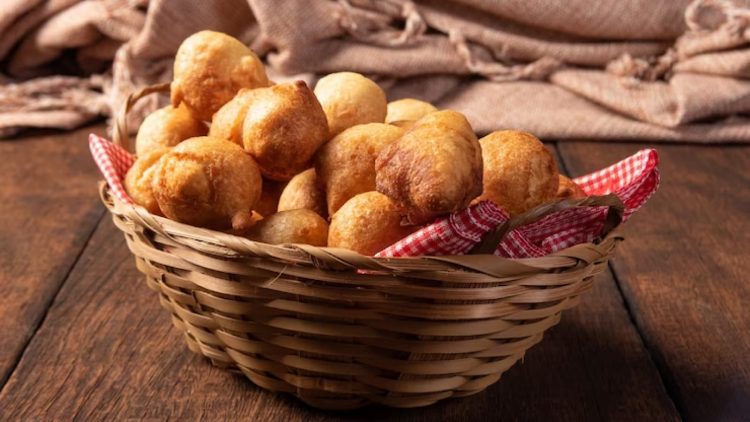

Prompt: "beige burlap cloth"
[2,0,750,142]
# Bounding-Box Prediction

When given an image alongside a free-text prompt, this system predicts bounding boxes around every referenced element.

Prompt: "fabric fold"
[1,0,750,142]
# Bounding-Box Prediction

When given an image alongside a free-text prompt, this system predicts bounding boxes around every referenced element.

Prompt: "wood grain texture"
[559,142,750,421]
[0,125,105,385]
[0,216,678,421]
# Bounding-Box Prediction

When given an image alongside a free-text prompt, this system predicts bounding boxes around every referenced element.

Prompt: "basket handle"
[112,82,172,153]
[469,194,625,255]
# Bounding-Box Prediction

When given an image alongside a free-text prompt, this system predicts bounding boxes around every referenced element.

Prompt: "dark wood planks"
[0,125,106,386]
[559,142,750,421]
[0,160,678,420]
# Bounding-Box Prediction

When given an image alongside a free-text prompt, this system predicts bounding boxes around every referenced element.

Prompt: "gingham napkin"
[89,134,135,205]
[89,134,659,258]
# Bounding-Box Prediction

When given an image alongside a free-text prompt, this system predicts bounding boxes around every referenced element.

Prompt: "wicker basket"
[102,84,625,409]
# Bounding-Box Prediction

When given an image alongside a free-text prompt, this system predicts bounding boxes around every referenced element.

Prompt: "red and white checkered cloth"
[90,134,134,205]
[89,133,659,258]
[378,148,659,258]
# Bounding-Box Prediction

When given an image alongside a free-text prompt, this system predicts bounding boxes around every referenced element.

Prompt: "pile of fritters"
[125,31,586,255]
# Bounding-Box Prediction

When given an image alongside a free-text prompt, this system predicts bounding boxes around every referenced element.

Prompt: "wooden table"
[1,124,748,421]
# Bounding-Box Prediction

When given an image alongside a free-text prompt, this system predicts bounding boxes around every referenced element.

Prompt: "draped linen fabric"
[1,0,750,142]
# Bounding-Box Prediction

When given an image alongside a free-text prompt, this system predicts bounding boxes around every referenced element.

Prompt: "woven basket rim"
[100,181,625,274]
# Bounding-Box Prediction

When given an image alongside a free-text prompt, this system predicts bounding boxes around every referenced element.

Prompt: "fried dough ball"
[247,209,328,246]
[375,110,483,224]
[152,136,262,229]
[254,179,286,218]
[385,98,437,123]
[242,81,328,181]
[314,72,386,136]
[476,130,559,215]
[135,105,206,156]
[171,30,270,121]
[316,123,404,215]
[329,192,415,256]
[227,211,265,236]
[124,147,170,215]
[557,175,587,199]
[208,88,255,146]
[277,168,327,217]
[389,120,416,131]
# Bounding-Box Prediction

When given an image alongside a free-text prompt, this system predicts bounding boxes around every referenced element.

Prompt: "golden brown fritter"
[242,81,329,181]
[171,31,269,121]
[247,209,328,246]
[316,123,404,215]
[124,147,170,215]
[151,136,262,229]
[208,88,255,146]
[314,72,387,136]
[277,168,327,218]
[388,120,416,131]
[385,98,437,123]
[476,130,559,215]
[328,191,415,256]
[254,179,286,218]
[557,175,587,199]
[134,105,206,156]
[227,210,264,235]
[375,110,483,224]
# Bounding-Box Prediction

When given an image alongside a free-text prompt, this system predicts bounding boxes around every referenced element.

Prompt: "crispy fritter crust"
[316,123,404,215]
[247,209,328,246]
[476,130,559,215]
[151,136,262,229]
[314,72,386,136]
[385,98,437,123]
[277,168,327,218]
[135,105,206,156]
[328,191,416,256]
[171,31,269,121]
[375,110,483,224]
[124,147,171,215]
[208,88,255,146]
[241,81,329,181]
